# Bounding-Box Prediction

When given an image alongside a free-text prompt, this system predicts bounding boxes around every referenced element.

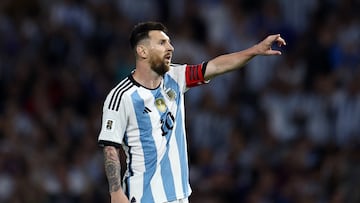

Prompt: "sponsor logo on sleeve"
[105,119,114,132]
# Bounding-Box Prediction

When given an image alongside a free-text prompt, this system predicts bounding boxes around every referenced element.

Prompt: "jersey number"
[161,112,175,136]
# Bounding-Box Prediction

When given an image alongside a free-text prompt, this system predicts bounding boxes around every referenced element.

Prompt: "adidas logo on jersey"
[131,197,137,203]
[143,107,152,114]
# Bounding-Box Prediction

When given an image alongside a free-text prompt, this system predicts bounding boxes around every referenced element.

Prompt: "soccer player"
[98,21,286,203]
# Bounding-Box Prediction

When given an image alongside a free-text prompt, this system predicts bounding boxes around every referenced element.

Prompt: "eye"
[160,40,166,45]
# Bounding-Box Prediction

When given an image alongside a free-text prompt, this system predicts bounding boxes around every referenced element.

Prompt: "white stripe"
[168,126,184,197]
[150,165,167,201]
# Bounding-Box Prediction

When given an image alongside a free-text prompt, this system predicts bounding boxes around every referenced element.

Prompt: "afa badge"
[155,98,167,113]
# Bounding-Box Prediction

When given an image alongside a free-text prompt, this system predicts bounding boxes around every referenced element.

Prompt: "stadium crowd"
[0,0,359,202]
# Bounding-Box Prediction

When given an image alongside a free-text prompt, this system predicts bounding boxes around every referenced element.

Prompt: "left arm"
[204,34,286,80]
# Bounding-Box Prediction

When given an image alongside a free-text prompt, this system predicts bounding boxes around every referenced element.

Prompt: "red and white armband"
[185,62,209,87]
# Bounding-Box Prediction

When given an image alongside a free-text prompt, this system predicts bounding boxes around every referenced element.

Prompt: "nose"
[167,42,174,52]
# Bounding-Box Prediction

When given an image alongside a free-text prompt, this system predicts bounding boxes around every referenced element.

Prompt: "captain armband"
[185,62,209,87]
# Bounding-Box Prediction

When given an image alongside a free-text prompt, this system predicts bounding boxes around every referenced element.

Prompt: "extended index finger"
[276,35,286,46]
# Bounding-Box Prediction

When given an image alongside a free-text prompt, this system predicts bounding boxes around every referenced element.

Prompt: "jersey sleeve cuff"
[98,140,122,148]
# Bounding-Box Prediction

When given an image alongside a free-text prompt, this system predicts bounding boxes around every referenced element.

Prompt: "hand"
[110,190,129,203]
[255,34,286,55]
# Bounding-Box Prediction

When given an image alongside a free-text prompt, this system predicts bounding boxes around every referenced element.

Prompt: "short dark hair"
[129,21,168,50]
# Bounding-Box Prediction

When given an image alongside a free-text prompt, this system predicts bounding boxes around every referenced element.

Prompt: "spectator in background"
[0,0,359,202]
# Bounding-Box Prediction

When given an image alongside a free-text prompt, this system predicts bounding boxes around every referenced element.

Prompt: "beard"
[149,54,170,76]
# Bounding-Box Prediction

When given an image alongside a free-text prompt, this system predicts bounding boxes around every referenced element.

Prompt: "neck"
[132,62,162,89]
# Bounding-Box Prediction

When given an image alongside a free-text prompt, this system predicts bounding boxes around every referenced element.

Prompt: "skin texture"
[104,146,129,203]
[104,146,121,193]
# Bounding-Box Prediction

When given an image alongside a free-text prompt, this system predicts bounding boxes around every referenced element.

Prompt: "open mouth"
[164,54,172,62]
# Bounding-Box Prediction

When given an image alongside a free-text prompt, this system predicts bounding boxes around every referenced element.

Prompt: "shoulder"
[104,75,138,111]
[169,63,187,70]
[170,63,186,68]
[167,63,187,76]
[108,76,136,97]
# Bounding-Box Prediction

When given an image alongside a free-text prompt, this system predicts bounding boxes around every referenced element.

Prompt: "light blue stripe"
[131,91,156,203]
[165,75,189,194]
[151,87,176,200]
[174,102,189,195]
[164,75,189,196]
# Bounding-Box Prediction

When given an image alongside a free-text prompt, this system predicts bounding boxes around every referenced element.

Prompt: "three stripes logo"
[108,78,133,111]
[130,197,137,203]
[143,107,152,114]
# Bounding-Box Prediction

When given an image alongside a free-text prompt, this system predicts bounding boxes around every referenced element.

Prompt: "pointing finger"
[276,36,286,46]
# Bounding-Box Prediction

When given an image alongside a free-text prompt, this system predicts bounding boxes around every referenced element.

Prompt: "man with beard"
[98,21,286,203]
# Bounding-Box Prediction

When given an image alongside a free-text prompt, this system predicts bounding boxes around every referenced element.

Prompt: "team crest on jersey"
[155,98,167,113]
[105,119,114,131]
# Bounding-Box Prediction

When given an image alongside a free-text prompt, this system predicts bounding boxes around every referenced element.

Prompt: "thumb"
[266,49,282,55]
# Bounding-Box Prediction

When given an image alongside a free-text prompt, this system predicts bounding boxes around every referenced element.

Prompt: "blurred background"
[0,0,359,202]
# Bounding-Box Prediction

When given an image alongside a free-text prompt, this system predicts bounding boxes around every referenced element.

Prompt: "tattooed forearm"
[104,146,121,193]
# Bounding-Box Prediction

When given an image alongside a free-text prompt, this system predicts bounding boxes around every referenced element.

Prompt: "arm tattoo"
[104,146,121,193]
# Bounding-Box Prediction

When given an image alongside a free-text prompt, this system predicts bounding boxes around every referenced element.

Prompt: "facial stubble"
[149,54,170,76]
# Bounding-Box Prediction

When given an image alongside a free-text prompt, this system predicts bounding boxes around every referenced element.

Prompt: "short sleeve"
[167,63,209,93]
[98,90,128,148]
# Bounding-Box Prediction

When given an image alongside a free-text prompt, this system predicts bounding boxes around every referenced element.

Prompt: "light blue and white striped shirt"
[98,63,208,203]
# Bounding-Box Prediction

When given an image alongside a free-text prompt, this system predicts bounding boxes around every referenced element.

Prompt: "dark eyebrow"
[159,38,170,44]
[159,39,167,44]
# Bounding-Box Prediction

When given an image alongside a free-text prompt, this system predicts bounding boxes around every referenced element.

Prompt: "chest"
[128,85,182,134]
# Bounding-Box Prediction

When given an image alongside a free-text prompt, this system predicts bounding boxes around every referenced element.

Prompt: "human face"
[147,30,174,75]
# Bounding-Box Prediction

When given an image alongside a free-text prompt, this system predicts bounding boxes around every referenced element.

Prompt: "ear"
[136,45,148,59]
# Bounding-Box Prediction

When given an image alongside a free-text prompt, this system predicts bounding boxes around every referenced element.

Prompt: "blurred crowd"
[0,0,359,202]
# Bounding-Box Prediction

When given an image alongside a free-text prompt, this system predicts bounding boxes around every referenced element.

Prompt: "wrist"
[251,44,262,56]
[110,190,129,203]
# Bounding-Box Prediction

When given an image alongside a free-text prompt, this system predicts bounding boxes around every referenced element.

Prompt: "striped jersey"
[98,63,208,203]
